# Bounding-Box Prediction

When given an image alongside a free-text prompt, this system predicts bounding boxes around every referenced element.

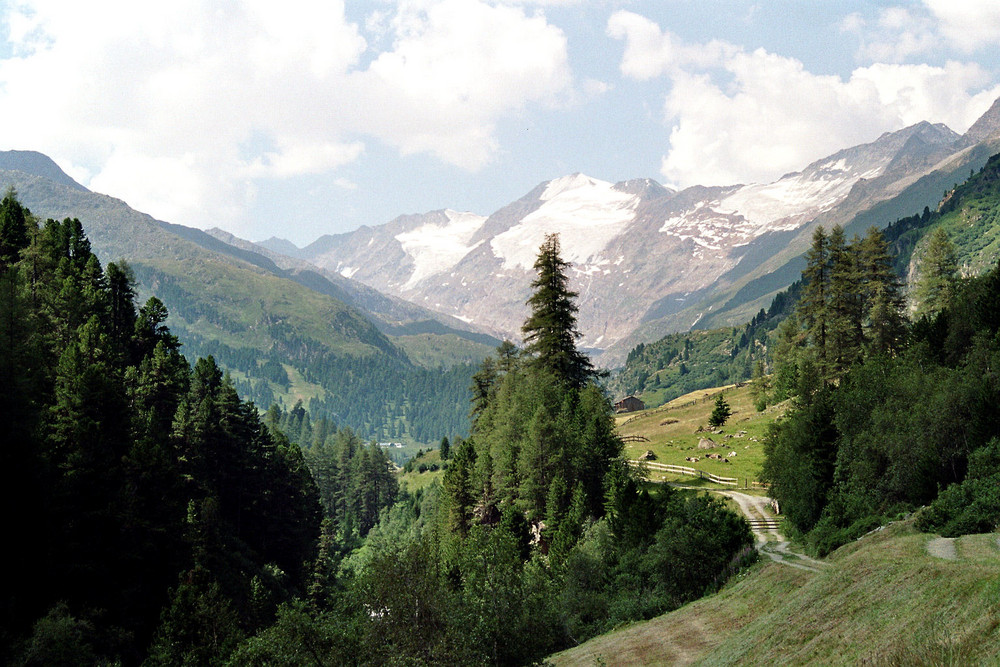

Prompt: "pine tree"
[521,233,593,389]
[826,226,863,376]
[0,188,30,267]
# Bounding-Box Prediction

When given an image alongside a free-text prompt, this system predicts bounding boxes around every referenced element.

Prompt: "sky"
[2,1,1000,246]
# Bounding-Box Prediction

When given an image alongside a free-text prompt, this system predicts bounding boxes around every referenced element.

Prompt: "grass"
[616,383,787,487]
[272,364,327,407]
[398,448,446,493]
[548,519,1000,666]
[390,332,494,369]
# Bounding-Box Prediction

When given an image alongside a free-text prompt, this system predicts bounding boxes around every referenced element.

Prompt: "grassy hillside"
[550,519,1000,666]
[886,152,1000,281]
[397,447,446,493]
[616,383,785,486]
[610,285,797,410]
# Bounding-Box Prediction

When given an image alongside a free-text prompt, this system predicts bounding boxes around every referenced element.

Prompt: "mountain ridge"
[264,102,1000,364]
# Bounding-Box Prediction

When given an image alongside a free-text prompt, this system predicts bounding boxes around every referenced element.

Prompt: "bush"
[917,438,1000,536]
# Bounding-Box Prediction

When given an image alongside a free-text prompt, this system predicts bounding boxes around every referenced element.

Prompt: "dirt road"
[718,490,826,573]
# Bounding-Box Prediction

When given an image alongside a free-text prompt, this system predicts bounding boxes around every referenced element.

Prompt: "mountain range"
[261,97,1000,365]
[2,95,1000,418]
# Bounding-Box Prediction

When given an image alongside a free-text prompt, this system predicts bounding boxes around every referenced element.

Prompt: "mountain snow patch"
[395,210,487,290]
[491,174,638,271]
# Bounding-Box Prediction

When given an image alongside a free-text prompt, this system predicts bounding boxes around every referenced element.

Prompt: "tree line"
[1,208,753,665]
[759,203,999,554]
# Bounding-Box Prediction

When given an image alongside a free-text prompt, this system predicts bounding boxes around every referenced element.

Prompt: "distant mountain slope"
[614,143,1000,409]
[0,161,474,443]
[205,226,501,356]
[0,150,89,192]
[271,103,1000,366]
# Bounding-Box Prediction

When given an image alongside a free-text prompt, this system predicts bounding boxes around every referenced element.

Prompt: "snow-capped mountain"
[277,102,1000,365]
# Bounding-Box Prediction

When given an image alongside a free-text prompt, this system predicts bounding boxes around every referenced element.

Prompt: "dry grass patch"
[550,521,1000,666]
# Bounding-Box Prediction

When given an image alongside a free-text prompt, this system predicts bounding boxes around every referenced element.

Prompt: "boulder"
[640,450,657,461]
[697,437,717,450]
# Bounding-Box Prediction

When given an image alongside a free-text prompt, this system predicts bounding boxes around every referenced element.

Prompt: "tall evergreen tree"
[0,187,30,267]
[800,226,830,375]
[857,226,905,354]
[826,226,863,376]
[914,227,958,318]
[521,233,594,389]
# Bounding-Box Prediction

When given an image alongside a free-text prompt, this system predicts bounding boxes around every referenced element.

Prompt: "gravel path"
[927,536,958,560]
[718,490,826,573]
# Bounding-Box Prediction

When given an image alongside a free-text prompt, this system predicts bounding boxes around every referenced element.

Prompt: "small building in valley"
[614,395,645,414]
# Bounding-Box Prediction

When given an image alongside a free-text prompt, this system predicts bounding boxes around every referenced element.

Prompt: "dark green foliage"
[708,393,732,428]
[146,573,245,667]
[18,603,99,667]
[760,388,839,532]
[786,224,905,387]
[560,492,754,640]
[226,599,361,666]
[0,199,324,665]
[522,233,594,389]
[266,414,398,543]
[613,282,798,407]
[917,438,1000,536]
[0,187,30,266]
[765,259,1000,555]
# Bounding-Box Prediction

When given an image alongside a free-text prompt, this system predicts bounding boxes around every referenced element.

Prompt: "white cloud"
[610,13,1000,189]
[842,2,1000,62]
[359,0,571,168]
[924,0,1000,52]
[607,10,735,79]
[0,0,572,234]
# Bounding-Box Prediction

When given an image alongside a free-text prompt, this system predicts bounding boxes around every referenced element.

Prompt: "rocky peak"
[962,96,1000,145]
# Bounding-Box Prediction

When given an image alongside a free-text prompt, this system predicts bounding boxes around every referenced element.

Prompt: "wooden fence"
[628,459,739,486]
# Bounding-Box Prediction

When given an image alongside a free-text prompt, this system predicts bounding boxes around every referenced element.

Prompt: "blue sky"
[1,0,999,245]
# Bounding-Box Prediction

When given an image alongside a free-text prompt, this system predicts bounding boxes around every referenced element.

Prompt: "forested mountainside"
[613,153,1000,410]
[0,209,753,665]
[748,158,1000,554]
[0,157,481,443]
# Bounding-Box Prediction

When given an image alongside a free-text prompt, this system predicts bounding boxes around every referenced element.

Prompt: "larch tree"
[914,227,958,318]
[800,226,830,375]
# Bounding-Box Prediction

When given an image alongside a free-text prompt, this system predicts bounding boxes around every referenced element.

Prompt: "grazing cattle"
[722,458,730,463]
[728,451,737,457]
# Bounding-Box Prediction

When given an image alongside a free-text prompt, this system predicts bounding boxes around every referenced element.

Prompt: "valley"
[5,5,1000,665]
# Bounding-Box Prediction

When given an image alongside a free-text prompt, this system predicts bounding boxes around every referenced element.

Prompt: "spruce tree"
[826,226,863,376]
[857,226,905,354]
[521,233,593,389]
[708,393,731,428]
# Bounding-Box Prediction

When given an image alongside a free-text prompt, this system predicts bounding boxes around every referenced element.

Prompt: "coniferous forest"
[0,200,751,665]
[758,212,1000,554]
